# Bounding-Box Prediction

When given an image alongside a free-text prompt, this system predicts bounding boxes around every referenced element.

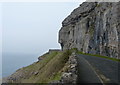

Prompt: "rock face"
[59,2,120,59]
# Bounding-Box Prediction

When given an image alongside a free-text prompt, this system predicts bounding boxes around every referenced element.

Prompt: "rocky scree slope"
[59,2,120,59]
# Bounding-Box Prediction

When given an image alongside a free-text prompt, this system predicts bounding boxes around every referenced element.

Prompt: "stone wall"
[51,52,78,84]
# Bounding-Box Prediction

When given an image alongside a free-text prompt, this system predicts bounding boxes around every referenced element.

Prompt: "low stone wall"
[49,49,61,53]
[60,52,78,83]
[51,52,78,84]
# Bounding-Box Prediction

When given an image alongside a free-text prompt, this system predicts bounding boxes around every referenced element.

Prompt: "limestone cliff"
[59,2,120,59]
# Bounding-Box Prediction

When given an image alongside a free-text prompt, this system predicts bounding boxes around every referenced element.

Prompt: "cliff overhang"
[59,2,120,59]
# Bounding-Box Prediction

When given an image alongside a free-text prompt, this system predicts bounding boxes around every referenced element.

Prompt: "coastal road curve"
[77,54,120,85]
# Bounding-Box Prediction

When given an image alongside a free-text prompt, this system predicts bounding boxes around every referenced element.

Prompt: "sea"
[2,53,39,78]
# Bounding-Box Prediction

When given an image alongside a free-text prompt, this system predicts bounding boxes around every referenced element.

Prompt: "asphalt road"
[77,54,120,85]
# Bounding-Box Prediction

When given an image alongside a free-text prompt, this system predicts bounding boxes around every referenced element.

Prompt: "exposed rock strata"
[59,2,120,59]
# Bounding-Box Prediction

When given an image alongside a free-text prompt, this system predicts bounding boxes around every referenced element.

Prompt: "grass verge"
[77,51,120,62]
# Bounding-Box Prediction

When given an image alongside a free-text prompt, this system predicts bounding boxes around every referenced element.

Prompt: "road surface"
[77,54,119,85]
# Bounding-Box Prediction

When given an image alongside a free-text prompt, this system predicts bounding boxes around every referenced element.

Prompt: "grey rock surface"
[59,2,120,59]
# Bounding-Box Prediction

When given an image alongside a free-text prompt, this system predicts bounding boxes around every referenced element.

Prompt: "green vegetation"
[50,72,61,81]
[89,25,94,36]
[14,50,72,83]
[97,4,101,7]
[77,51,120,62]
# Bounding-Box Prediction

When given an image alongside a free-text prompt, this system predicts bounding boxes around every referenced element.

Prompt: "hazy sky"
[0,3,2,54]
[0,3,2,78]
[2,2,81,55]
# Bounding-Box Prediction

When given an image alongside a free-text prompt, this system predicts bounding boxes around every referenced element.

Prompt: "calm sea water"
[2,53,38,78]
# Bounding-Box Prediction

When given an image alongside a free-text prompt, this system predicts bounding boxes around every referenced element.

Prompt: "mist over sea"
[2,53,39,77]
[1,2,80,79]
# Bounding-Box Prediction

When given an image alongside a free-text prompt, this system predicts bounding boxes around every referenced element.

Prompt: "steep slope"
[59,2,120,59]
[3,50,73,83]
